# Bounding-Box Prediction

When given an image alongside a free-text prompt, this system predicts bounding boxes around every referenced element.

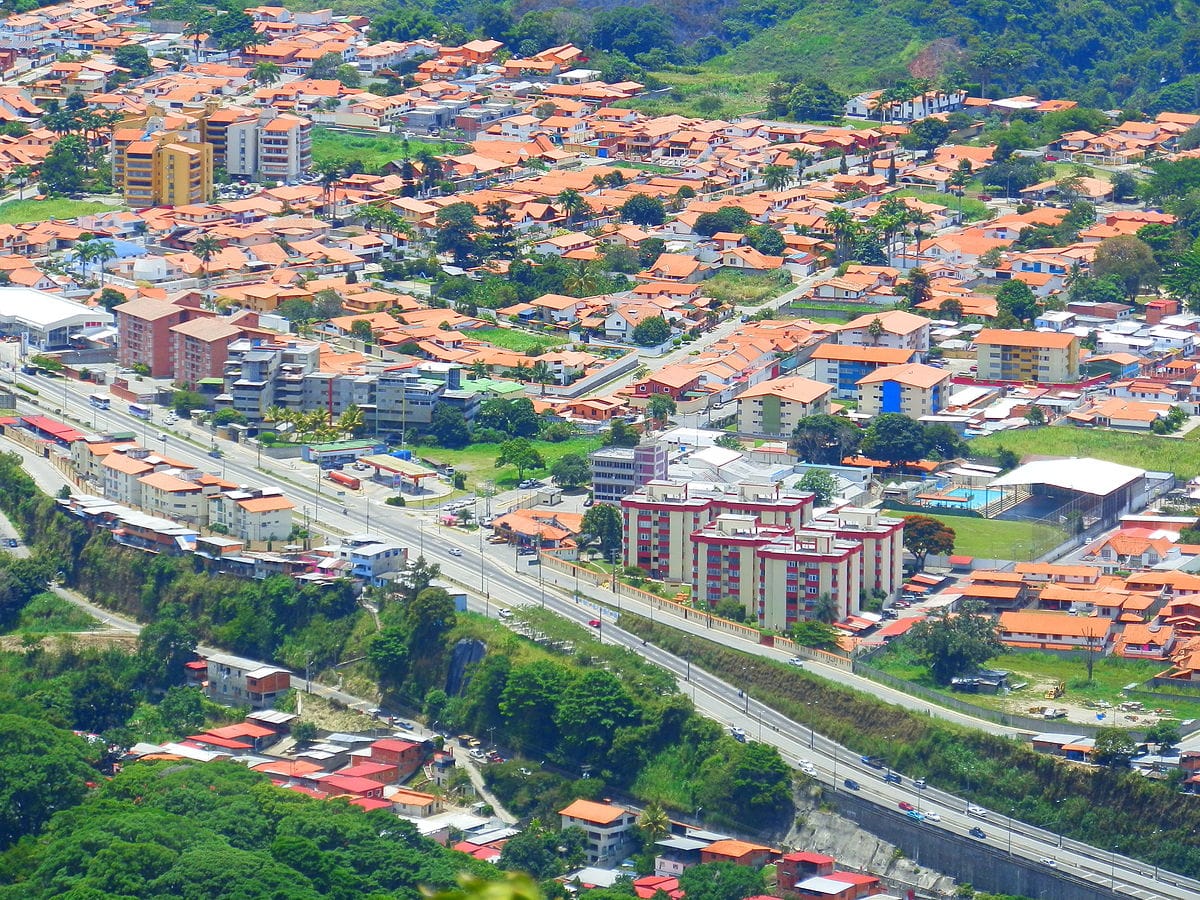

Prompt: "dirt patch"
[908,38,964,80]
[294,691,385,734]
[0,631,138,652]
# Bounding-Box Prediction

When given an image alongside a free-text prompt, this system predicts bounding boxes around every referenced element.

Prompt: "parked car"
[969,827,987,840]
[5,538,17,548]
[843,779,860,791]
[898,801,915,812]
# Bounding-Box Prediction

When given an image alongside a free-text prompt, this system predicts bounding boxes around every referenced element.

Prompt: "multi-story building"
[335,535,408,586]
[101,450,157,507]
[258,113,313,183]
[811,345,918,399]
[736,376,832,437]
[210,488,295,542]
[810,506,905,602]
[621,479,815,582]
[114,298,188,377]
[205,652,291,709]
[690,514,863,629]
[138,469,211,524]
[835,309,930,357]
[855,362,951,418]
[590,443,668,503]
[115,132,213,208]
[974,329,1080,383]
[559,800,639,865]
[170,317,245,388]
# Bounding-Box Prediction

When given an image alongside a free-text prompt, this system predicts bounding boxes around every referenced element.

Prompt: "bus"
[88,393,110,410]
[128,403,151,420]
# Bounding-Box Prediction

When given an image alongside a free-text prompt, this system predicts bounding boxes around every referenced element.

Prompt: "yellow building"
[116,135,212,208]
[974,329,1079,383]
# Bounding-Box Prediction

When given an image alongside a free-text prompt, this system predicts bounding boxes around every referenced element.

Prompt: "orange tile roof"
[975,329,1076,349]
[559,799,629,825]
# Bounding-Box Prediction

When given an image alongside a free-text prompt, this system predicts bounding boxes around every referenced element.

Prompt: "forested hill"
[501,0,1200,109]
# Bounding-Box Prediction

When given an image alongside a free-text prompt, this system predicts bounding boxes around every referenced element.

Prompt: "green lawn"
[13,592,98,634]
[311,128,466,173]
[874,644,1200,721]
[626,70,775,119]
[969,426,1200,480]
[703,270,793,306]
[470,327,566,354]
[0,198,115,224]
[894,189,992,222]
[923,513,1067,561]
[417,436,603,489]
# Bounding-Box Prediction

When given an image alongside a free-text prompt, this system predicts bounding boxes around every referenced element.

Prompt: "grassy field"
[969,426,1200,480]
[703,270,793,306]
[874,644,1200,721]
[311,128,466,173]
[470,327,566,354]
[0,198,114,224]
[894,189,992,222]
[13,592,98,634]
[923,513,1067,561]
[417,436,603,489]
[627,70,775,119]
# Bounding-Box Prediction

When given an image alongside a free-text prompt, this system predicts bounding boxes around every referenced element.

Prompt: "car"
[728,726,746,742]
[884,772,901,784]
[448,547,463,556]
[881,610,898,619]
[787,656,804,666]
[978,194,993,202]
[583,496,594,507]
[969,827,987,840]
[498,608,513,619]
[588,618,601,628]
[5,538,17,548]
[906,810,926,822]
[367,707,382,717]
[925,812,941,822]
[843,779,860,790]
[1039,857,1057,868]
[898,801,915,812]
[518,767,532,776]
[395,721,414,730]
[469,748,486,760]
[914,778,926,789]
[893,599,911,609]
[519,479,537,489]
[208,449,222,458]
[967,805,987,817]
[860,755,885,769]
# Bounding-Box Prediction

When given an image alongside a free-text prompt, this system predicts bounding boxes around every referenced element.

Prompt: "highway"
[8,373,1194,899]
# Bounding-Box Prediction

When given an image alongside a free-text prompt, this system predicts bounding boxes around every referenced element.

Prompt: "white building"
[559,799,638,865]
[210,488,295,542]
[0,287,113,349]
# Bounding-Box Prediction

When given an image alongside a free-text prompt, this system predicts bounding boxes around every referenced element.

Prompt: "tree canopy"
[907,600,1003,685]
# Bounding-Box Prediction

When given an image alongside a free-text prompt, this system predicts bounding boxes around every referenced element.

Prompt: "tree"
[762,164,792,191]
[901,118,951,158]
[791,620,840,648]
[1145,720,1182,751]
[349,319,375,343]
[494,438,544,482]
[0,713,96,849]
[308,51,345,81]
[1025,404,1046,426]
[582,503,623,557]
[157,685,206,734]
[632,315,671,347]
[554,668,636,767]
[550,454,591,488]
[1164,250,1200,310]
[192,234,221,289]
[1092,727,1137,768]
[603,420,640,448]
[791,414,861,465]
[620,195,666,227]
[694,207,752,238]
[678,862,766,900]
[746,224,785,255]
[435,202,480,266]
[392,554,440,606]
[907,600,1002,684]
[113,44,153,78]
[499,660,572,752]
[335,63,361,88]
[714,597,747,622]
[646,394,676,427]
[40,139,84,195]
[97,287,126,311]
[251,61,282,86]
[639,802,671,846]
[714,433,743,451]
[1091,235,1160,300]
[1111,170,1139,202]
[638,237,667,267]
[426,404,469,451]
[797,468,838,504]
[136,605,197,691]
[902,514,956,569]
[995,278,1040,323]
[861,413,927,464]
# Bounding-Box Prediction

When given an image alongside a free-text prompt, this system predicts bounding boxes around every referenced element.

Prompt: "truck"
[328,470,360,490]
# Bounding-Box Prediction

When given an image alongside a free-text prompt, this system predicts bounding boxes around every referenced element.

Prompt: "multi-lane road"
[8,373,1195,898]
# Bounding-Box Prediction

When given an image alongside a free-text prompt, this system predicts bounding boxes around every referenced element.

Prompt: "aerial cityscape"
[1,1,1200,899]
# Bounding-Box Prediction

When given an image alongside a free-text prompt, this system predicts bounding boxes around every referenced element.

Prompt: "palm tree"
[251,61,282,87]
[183,12,211,62]
[563,260,604,297]
[336,404,366,437]
[315,159,343,216]
[10,164,32,200]
[762,163,792,192]
[72,239,98,280]
[469,360,489,379]
[639,802,670,845]
[788,148,813,182]
[92,241,116,285]
[529,359,554,395]
[192,234,221,290]
[824,207,855,264]
[908,208,934,261]
[557,188,586,223]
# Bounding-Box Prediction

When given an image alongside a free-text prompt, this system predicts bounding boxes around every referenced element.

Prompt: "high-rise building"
[590,443,668,503]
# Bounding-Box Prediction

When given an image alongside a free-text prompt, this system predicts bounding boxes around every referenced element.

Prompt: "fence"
[538,552,854,670]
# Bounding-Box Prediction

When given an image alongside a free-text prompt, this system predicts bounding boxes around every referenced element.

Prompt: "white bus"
[88,393,111,410]
[128,403,151,420]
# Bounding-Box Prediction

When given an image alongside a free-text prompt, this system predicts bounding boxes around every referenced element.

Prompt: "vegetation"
[907,513,1067,561]
[622,616,1200,877]
[311,127,464,173]
[469,328,566,354]
[907,601,1005,684]
[969,427,1200,480]
[701,270,792,307]
[418,437,603,489]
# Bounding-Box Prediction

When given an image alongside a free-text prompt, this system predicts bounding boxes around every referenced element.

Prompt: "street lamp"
[1007,806,1015,856]
[1111,844,1120,893]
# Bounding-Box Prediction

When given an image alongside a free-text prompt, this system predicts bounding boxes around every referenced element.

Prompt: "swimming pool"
[945,487,1002,509]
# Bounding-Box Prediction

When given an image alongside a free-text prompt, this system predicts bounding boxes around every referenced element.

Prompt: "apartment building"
[114,298,188,377]
[559,800,639,865]
[210,489,295,542]
[691,514,863,629]
[170,316,245,388]
[810,506,905,601]
[257,113,313,183]
[590,442,668,503]
[116,133,213,208]
[835,309,930,357]
[974,329,1080,383]
[736,376,832,437]
[205,652,291,709]
[621,479,815,581]
[138,470,210,525]
[336,535,407,586]
[855,362,951,417]
[811,345,918,399]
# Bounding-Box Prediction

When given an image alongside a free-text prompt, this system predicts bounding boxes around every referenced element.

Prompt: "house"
[736,376,832,437]
[204,652,291,709]
[559,799,638,865]
[997,611,1112,652]
[777,852,836,891]
[699,839,776,868]
[855,363,951,418]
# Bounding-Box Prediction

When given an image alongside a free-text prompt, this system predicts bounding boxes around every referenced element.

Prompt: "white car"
[967,805,987,817]
[787,656,804,666]
[1039,857,1057,868]
[924,812,941,823]
[448,547,463,556]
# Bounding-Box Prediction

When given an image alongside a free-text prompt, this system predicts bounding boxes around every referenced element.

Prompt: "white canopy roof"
[989,457,1144,496]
